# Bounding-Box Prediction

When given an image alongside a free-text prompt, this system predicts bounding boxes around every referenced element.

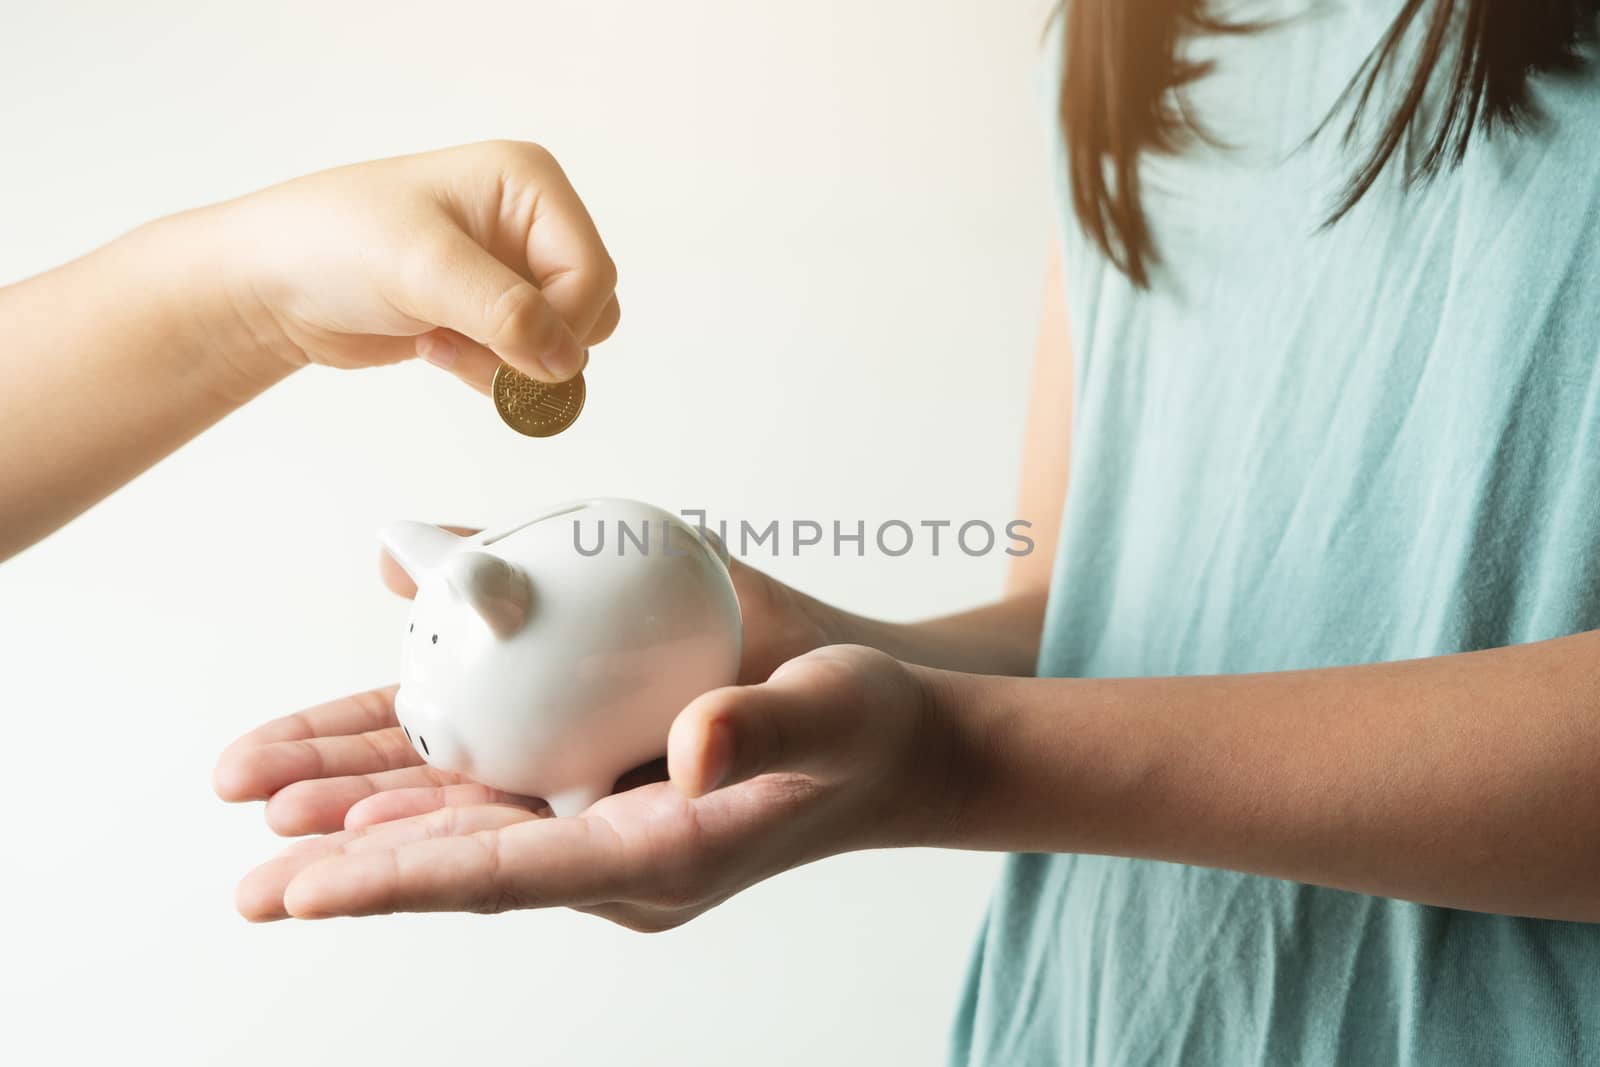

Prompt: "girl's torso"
[951,4,1600,1064]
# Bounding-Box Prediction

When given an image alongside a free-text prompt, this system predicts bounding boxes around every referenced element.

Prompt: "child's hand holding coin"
[208,139,617,396]
[0,140,617,556]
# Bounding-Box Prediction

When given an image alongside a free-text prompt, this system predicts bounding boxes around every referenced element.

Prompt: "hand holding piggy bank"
[380,498,743,817]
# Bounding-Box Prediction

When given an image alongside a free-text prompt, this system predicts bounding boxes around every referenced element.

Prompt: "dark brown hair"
[1061,0,1599,286]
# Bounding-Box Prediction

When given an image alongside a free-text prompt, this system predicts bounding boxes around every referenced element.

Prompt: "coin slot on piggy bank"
[380,498,742,817]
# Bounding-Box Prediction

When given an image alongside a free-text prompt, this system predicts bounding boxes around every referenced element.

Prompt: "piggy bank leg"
[545,785,609,819]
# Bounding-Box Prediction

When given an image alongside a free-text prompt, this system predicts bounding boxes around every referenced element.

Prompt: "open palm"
[215,683,813,925]
[213,541,941,922]
[215,644,943,924]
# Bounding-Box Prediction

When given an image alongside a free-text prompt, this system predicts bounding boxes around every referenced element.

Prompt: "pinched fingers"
[503,144,618,348]
[587,294,621,347]
[405,142,617,384]
[396,225,585,383]
[413,328,504,394]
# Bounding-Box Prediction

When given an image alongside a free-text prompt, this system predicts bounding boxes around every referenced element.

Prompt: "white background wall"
[0,2,1051,1064]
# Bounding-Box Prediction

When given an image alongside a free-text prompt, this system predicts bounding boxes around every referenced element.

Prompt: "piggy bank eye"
[408,623,414,633]
[431,634,439,645]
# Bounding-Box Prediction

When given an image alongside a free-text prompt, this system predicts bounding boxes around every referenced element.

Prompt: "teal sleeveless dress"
[949,5,1600,1064]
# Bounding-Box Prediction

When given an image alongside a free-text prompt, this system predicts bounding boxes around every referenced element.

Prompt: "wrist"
[115,209,300,405]
[894,662,992,848]
[912,671,1166,855]
[726,561,870,681]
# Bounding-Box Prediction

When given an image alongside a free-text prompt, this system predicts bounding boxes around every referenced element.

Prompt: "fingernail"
[417,333,457,370]
[539,336,584,381]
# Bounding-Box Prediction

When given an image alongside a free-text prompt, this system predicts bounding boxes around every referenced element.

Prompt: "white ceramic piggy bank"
[380,498,742,817]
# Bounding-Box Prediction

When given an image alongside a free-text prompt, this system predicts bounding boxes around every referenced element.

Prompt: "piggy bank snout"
[393,686,466,774]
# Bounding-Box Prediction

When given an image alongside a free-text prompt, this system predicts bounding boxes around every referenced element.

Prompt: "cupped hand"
[218,645,964,925]
[214,540,866,839]
[204,140,619,392]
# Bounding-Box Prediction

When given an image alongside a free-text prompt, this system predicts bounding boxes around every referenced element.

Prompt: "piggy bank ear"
[379,521,464,582]
[441,551,532,638]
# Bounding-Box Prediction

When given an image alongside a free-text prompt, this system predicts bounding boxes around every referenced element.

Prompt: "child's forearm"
[0,210,288,559]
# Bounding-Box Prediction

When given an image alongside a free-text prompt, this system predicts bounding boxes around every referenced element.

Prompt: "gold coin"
[491,364,586,438]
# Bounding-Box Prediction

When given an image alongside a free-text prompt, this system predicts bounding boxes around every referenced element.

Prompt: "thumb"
[398,228,585,382]
[667,650,884,798]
